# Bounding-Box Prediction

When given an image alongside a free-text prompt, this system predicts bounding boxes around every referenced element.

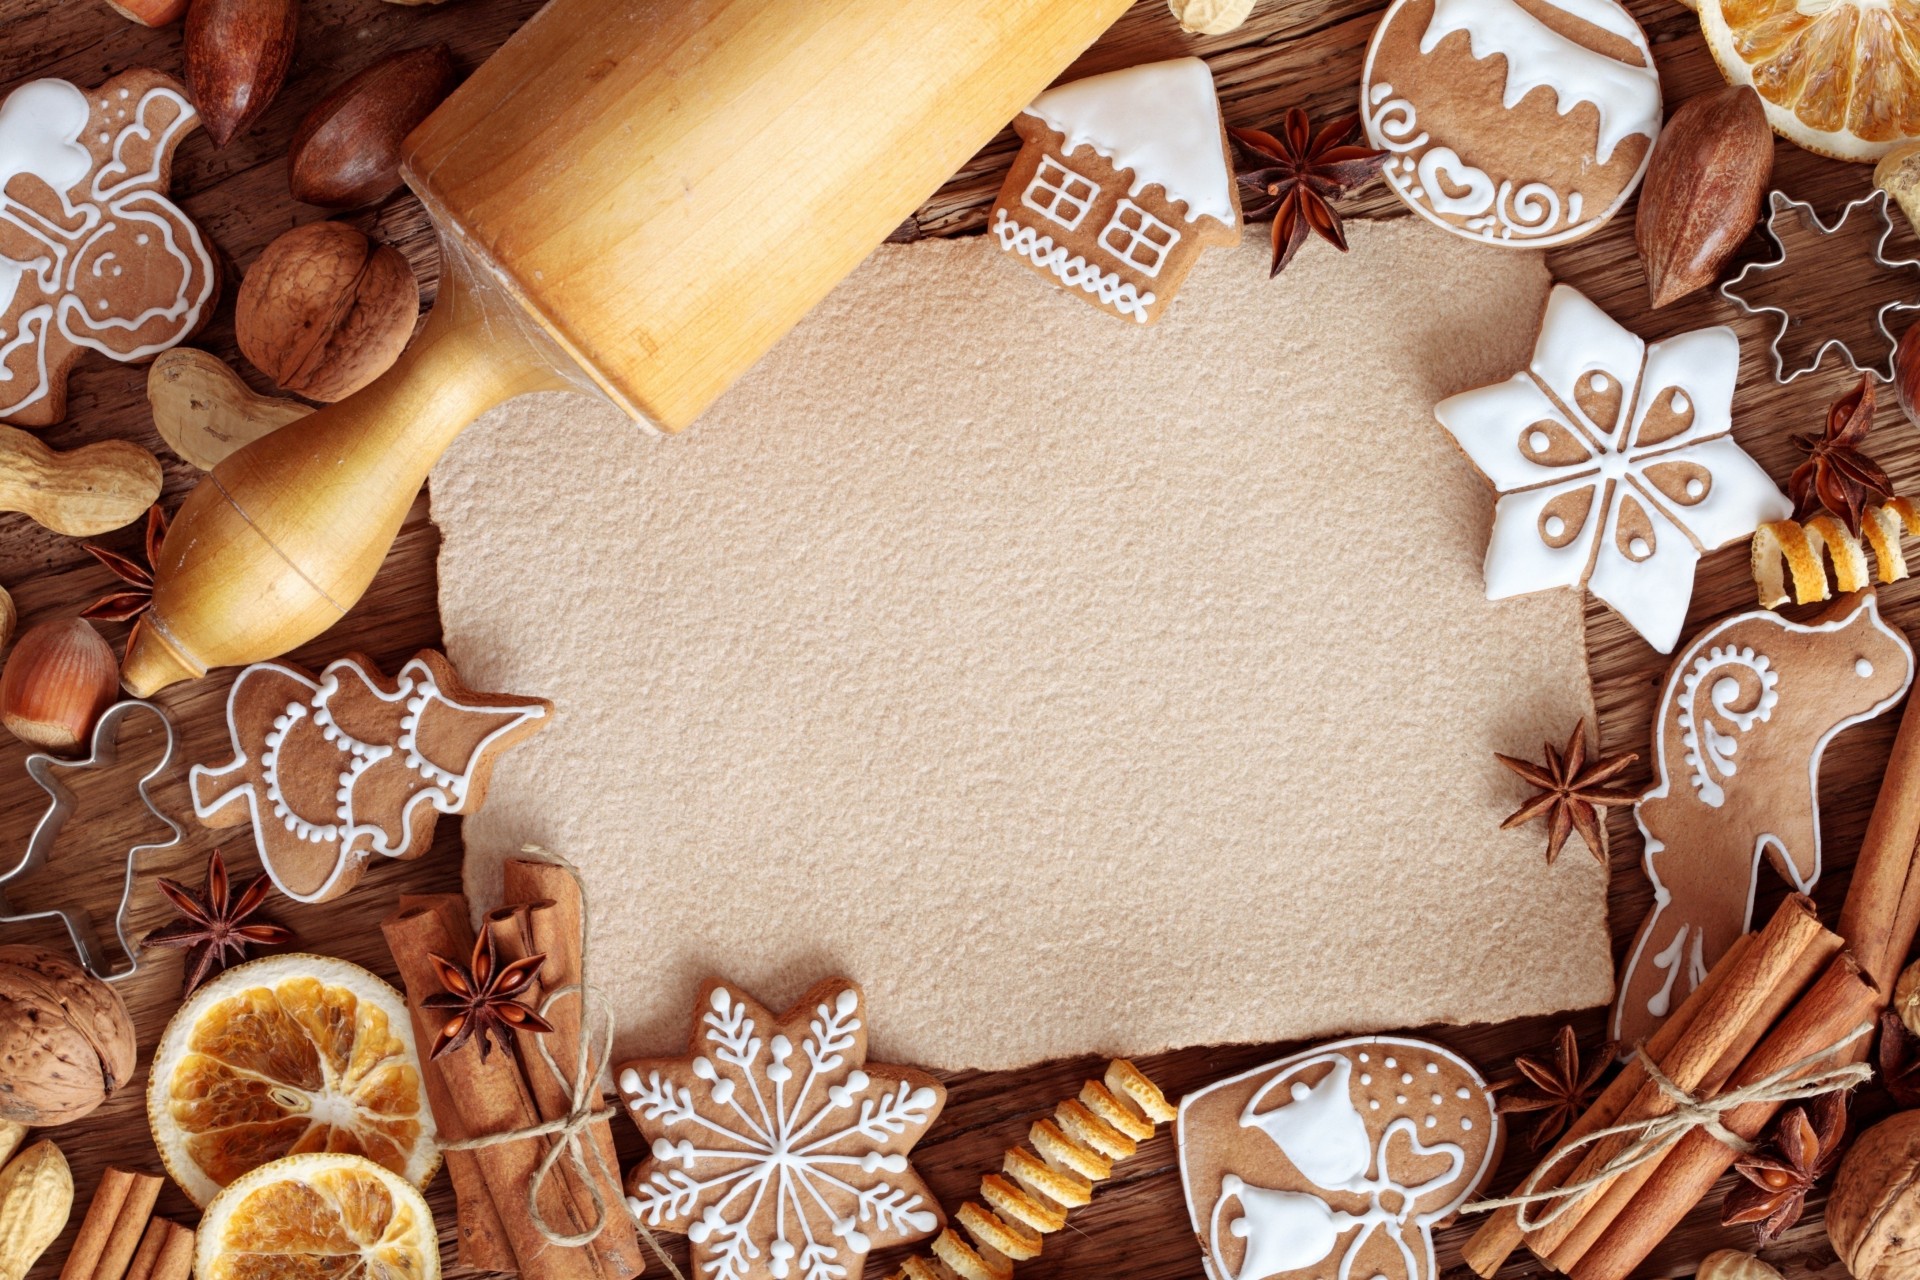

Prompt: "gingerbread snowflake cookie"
[1178,1037,1500,1280]
[1435,285,1790,654]
[1361,0,1661,246]
[990,57,1240,324]
[0,71,218,426]
[619,978,945,1280]
[190,650,550,903]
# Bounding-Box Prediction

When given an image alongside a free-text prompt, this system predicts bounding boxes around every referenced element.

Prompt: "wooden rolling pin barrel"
[122,0,1133,694]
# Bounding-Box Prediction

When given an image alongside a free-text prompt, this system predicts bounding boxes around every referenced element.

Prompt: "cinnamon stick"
[393,894,515,1273]
[147,1223,194,1280]
[1569,954,1881,1280]
[92,1172,160,1280]
[1460,933,1751,1278]
[120,1218,167,1280]
[1543,915,1839,1269]
[383,897,602,1280]
[1519,896,1830,1259]
[59,1169,135,1280]
[498,858,642,1278]
[1841,685,1920,992]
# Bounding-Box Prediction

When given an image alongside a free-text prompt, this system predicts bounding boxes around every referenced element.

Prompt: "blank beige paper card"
[433,224,1609,1071]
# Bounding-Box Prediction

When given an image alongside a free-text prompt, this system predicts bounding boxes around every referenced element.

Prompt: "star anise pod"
[1789,374,1894,535]
[81,503,165,622]
[421,922,553,1062]
[1722,1090,1850,1244]
[1495,723,1639,864]
[142,847,296,995]
[1877,1009,1920,1108]
[1229,109,1387,277]
[1496,1024,1617,1150]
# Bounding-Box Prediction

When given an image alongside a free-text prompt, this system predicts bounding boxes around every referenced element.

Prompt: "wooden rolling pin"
[122,0,1130,694]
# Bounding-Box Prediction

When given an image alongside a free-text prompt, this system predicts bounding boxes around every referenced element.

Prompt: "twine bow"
[1463,1021,1874,1231]
[437,849,690,1280]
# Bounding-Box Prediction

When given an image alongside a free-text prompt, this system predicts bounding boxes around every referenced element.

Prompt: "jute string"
[437,850,690,1280]
[1462,1021,1873,1232]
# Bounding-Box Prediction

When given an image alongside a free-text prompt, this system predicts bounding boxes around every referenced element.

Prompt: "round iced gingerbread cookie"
[1360,0,1662,247]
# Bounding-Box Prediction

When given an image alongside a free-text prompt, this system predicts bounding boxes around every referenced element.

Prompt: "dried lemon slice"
[148,954,437,1206]
[195,1152,439,1280]
[1699,0,1920,160]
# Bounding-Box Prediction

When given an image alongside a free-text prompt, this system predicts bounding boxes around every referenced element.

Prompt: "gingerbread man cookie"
[0,71,218,426]
[1361,0,1661,246]
[1613,592,1912,1049]
[1178,1036,1500,1280]
[619,978,946,1280]
[190,650,550,903]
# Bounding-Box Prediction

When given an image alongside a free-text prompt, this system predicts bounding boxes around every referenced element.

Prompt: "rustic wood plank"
[1,0,1910,1278]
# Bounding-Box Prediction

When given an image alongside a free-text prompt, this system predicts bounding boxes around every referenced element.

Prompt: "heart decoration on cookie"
[1434,284,1791,653]
[190,650,550,904]
[0,71,218,426]
[1612,593,1912,1049]
[1177,1036,1500,1280]
[1361,0,1661,245]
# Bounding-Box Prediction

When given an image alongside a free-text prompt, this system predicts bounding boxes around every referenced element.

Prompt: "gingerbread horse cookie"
[191,650,550,903]
[0,71,218,426]
[1177,1036,1501,1280]
[1613,592,1912,1049]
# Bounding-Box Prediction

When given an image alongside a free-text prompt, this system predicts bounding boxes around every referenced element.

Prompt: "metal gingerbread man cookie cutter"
[1720,188,1920,385]
[0,699,183,981]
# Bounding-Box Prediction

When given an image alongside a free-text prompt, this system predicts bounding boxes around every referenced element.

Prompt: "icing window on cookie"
[1098,200,1181,277]
[1021,156,1100,231]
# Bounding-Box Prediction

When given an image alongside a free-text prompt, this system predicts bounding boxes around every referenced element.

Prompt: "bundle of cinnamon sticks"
[59,1170,191,1280]
[381,856,642,1280]
[1465,686,1920,1280]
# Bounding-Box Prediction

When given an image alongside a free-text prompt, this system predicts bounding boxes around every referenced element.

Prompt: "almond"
[184,0,299,148]
[1635,85,1773,309]
[289,46,456,209]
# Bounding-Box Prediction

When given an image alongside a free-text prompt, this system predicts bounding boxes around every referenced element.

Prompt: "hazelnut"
[1828,1111,1920,1280]
[0,619,118,753]
[236,222,420,403]
[103,0,188,24]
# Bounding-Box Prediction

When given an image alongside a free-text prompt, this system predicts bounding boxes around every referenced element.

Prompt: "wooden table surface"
[2,1,1915,1279]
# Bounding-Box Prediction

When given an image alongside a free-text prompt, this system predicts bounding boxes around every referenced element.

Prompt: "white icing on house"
[1023,57,1236,226]
[1421,0,1660,164]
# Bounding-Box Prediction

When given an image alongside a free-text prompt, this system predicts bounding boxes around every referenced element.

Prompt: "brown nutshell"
[0,945,137,1126]
[236,222,420,402]
[1828,1110,1920,1280]
[184,0,299,148]
[289,45,457,209]
[1895,320,1920,431]
[1635,84,1773,309]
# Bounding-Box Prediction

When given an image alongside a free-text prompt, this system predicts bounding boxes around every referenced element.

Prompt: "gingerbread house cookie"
[0,71,218,426]
[990,57,1241,324]
[1360,0,1661,246]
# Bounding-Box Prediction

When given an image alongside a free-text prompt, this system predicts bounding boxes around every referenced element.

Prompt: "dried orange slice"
[195,1152,439,1280]
[1699,0,1920,160]
[147,954,437,1207]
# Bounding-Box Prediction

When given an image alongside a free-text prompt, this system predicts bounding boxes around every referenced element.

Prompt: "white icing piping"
[1676,644,1777,809]
[992,208,1154,322]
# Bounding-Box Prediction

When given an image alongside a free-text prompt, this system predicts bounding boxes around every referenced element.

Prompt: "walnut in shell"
[0,945,136,1125]
[235,222,420,403]
[1828,1110,1920,1280]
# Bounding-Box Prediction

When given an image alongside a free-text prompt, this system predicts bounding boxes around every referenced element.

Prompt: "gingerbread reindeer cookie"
[0,71,218,426]
[1613,592,1912,1048]
[191,650,550,903]
[1178,1036,1501,1280]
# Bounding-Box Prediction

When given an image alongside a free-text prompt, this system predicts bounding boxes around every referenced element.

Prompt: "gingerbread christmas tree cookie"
[990,57,1241,324]
[618,978,946,1280]
[1178,1036,1500,1280]
[0,70,218,426]
[1435,284,1791,653]
[190,650,550,903]
[1361,0,1661,245]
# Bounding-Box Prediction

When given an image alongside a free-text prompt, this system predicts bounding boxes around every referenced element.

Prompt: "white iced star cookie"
[1434,285,1791,653]
[618,978,945,1280]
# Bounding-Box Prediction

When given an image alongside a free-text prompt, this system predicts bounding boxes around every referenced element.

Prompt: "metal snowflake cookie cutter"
[0,699,183,981]
[1720,188,1920,384]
